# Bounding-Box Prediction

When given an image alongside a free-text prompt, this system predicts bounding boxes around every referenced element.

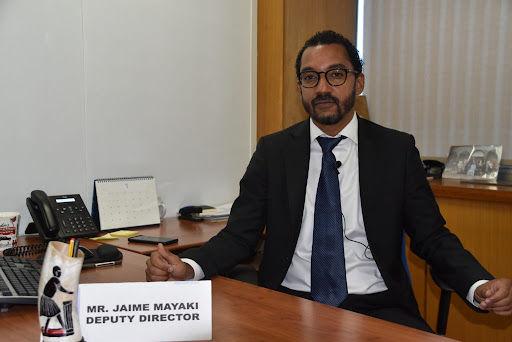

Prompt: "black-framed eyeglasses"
[298,68,359,88]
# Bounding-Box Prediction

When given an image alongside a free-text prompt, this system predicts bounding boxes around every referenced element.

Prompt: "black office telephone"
[26,190,100,241]
[423,159,445,179]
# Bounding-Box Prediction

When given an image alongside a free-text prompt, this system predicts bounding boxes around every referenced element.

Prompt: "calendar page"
[94,177,160,231]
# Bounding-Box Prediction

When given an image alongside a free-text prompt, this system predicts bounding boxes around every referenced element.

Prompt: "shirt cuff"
[181,258,205,281]
[467,280,489,307]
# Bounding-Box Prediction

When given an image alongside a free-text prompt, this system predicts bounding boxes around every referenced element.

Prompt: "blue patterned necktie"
[311,136,348,307]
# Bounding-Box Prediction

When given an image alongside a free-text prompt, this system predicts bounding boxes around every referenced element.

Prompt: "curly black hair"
[295,30,363,77]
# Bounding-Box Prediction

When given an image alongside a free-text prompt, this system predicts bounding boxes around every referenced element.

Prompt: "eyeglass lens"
[300,69,348,87]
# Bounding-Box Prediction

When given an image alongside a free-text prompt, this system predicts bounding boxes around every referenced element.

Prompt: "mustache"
[312,94,339,106]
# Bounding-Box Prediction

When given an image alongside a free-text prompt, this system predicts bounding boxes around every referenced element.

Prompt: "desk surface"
[0,238,151,342]
[3,234,457,341]
[98,217,226,255]
[0,250,456,341]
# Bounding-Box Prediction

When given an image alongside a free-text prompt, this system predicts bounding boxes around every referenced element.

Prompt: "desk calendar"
[92,176,160,231]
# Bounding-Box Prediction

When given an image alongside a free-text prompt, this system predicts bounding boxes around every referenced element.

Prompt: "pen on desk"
[68,238,75,257]
[72,238,80,257]
[81,260,122,270]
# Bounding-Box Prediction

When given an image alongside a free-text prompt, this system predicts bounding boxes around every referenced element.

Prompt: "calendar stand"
[92,176,160,231]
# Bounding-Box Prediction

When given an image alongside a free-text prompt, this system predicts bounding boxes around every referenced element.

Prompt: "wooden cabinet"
[408,179,512,341]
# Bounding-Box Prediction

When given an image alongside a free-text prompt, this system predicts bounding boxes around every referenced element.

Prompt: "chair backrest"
[355,95,370,120]
[401,231,411,282]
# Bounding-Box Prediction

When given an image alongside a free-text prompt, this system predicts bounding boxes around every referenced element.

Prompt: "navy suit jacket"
[180,116,492,312]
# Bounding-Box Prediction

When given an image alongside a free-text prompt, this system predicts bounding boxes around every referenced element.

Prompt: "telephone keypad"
[62,216,95,235]
[49,195,99,239]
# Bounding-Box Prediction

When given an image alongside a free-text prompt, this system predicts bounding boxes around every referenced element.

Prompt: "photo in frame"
[443,145,502,180]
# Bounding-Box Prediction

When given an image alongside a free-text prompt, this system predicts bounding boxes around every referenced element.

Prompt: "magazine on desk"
[198,203,232,221]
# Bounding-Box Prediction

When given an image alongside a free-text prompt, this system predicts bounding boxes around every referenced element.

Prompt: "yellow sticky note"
[110,230,139,237]
[90,233,118,241]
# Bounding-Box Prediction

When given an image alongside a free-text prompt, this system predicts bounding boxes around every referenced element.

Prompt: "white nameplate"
[78,281,212,342]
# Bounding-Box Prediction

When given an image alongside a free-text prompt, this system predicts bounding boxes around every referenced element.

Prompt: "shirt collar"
[309,112,359,145]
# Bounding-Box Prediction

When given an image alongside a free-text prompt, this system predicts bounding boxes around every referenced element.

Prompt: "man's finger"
[484,286,509,304]
[157,243,182,267]
[148,250,171,271]
[145,256,170,278]
[485,288,497,298]
[146,261,170,277]
[145,267,170,282]
[488,305,512,312]
[484,296,512,311]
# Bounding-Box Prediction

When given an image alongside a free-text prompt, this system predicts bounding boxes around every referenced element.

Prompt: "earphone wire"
[341,213,373,260]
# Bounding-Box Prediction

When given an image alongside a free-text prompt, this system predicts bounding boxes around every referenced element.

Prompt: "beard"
[302,84,356,125]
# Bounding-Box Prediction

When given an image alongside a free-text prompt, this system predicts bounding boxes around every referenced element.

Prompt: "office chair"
[429,267,455,335]
[225,263,259,285]
[225,238,264,285]
[401,233,461,335]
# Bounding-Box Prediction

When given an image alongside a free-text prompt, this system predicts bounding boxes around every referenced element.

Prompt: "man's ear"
[356,73,365,95]
[296,80,302,97]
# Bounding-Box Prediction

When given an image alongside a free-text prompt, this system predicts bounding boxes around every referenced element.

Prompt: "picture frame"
[443,145,502,180]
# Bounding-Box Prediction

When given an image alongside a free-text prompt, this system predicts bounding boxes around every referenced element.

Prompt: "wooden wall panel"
[257,0,284,139]
[283,0,358,129]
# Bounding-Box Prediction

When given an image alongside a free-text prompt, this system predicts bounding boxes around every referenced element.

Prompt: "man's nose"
[316,73,332,92]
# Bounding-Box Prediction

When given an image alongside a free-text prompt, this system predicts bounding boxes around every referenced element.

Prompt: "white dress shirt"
[281,113,387,294]
[184,113,484,306]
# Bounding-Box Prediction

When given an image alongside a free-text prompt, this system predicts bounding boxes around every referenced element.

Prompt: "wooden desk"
[0,248,456,342]
[0,237,150,342]
[98,217,226,255]
[406,179,512,342]
[9,235,150,283]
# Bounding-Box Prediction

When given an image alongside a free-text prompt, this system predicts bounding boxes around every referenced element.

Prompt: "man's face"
[297,44,364,127]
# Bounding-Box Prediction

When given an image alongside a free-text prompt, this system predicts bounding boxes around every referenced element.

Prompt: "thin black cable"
[334,157,372,259]
[341,213,373,260]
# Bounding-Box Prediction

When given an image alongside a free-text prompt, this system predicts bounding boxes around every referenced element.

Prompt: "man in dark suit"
[146,31,512,331]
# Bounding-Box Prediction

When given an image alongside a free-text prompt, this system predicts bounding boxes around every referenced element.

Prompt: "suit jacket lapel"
[284,118,380,239]
[283,120,310,237]
[357,116,381,240]
[281,117,382,245]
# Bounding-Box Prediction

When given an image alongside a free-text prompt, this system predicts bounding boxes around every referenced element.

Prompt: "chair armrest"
[429,267,486,313]
[429,266,455,293]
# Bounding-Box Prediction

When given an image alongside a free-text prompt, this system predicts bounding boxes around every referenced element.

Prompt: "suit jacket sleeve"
[402,134,494,305]
[358,118,493,309]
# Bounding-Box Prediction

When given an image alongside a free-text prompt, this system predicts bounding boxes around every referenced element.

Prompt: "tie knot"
[317,136,346,153]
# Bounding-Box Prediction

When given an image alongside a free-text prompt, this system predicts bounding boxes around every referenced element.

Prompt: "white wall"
[0,0,256,232]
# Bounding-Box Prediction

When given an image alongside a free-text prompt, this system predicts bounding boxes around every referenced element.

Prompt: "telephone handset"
[423,159,445,179]
[26,190,100,241]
